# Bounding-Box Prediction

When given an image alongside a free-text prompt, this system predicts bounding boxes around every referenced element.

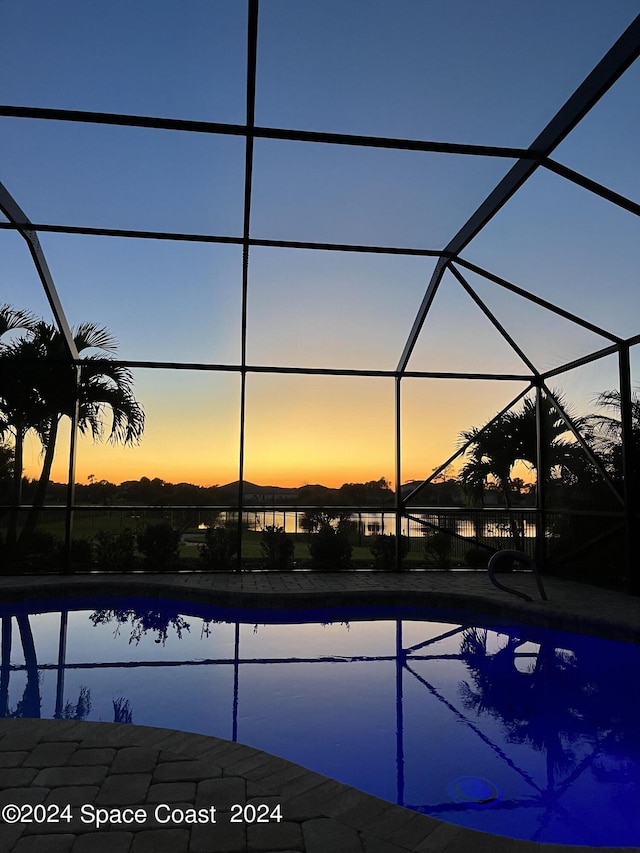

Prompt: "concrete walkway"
[0,571,638,851]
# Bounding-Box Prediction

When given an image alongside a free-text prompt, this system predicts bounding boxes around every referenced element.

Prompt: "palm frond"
[0,305,38,340]
[73,323,118,353]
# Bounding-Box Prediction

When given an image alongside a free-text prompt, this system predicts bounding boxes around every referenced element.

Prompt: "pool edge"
[0,717,630,852]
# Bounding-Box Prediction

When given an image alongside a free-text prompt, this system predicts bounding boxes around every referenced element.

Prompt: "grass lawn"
[22,509,467,569]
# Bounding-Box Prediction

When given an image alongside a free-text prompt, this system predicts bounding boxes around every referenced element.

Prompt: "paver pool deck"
[0,570,638,852]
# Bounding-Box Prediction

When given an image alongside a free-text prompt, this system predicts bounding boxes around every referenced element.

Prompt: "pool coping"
[0,569,639,643]
[0,571,639,851]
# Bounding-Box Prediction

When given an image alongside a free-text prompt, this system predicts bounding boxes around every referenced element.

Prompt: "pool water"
[2,596,639,846]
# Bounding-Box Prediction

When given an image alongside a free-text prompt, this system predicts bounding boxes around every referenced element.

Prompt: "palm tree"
[510,394,586,482]
[459,392,583,505]
[458,392,582,548]
[583,388,640,482]
[0,304,37,342]
[458,413,520,510]
[17,321,145,544]
[0,306,40,550]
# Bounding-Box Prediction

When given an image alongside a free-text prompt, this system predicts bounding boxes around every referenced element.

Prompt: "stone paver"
[0,753,28,768]
[153,759,214,783]
[302,817,363,853]
[45,786,100,807]
[361,837,414,853]
[0,824,24,851]
[68,748,116,767]
[146,781,196,804]
[0,572,638,852]
[0,787,49,807]
[247,820,304,852]
[33,767,107,788]
[95,773,150,805]
[14,836,76,853]
[111,747,158,775]
[196,777,246,810]
[71,832,133,853]
[191,818,246,853]
[0,768,38,789]
[23,743,77,768]
[130,828,189,853]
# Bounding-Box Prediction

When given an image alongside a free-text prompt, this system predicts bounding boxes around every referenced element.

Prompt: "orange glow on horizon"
[20,375,533,491]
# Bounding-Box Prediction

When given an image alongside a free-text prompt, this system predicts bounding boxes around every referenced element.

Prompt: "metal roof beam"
[544,158,640,218]
[397,256,448,372]
[0,181,78,359]
[396,15,640,373]
[0,104,533,160]
[443,14,640,258]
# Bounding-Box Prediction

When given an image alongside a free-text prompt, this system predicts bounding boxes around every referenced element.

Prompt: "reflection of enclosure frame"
[1,5,639,583]
[3,607,615,837]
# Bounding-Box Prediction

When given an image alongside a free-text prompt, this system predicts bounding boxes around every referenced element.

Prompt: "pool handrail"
[487,549,548,603]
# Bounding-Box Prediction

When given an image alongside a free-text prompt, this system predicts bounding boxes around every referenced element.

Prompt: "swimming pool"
[2,595,639,846]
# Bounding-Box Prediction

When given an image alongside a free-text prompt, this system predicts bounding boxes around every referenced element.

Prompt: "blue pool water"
[2,596,639,846]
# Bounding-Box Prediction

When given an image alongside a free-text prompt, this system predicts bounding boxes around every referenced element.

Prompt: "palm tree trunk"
[502,481,523,551]
[15,613,40,718]
[19,418,58,546]
[5,425,25,556]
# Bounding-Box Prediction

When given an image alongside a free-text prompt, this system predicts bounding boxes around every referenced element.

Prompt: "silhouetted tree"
[0,306,40,550]
[584,388,640,482]
[260,525,294,570]
[19,321,144,544]
[458,392,586,547]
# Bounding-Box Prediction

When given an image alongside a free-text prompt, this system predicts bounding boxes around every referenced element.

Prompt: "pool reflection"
[1,598,639,846]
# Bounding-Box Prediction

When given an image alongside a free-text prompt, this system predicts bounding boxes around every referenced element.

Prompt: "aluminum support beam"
[397,256,448,372]
[397,15,640,374]
[403,384,533,505]
[236,0,260,570]
[542,383,624,505]
[0,104,533,160]
[395,376,403,571]
[455,257,621,343]
[618,344,639,594]
[448,264,539,375]
[0,182,79,360]
[442,14,640,258]
[545,158,640,219]
[535,384,547,569]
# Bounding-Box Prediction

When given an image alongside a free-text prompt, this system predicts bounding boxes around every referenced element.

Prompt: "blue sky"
[1,1,638,486]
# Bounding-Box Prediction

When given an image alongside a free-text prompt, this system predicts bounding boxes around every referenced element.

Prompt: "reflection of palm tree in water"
[59,686,92,720]
[0,609,139,723]
[0,613,43,719]
[15,614,41,718]
[459,627,585,782]
[113,697,133,723]
[90,607,190,646]
[0,611,127,723]
[456,626,640,843]
[0,618,11,717]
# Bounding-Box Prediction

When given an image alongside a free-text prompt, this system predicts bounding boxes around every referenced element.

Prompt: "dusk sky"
[1,2,638,489]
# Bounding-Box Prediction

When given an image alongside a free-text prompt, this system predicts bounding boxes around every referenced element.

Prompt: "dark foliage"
[136,522,181,569]
[199,526,237,570]
[309,521,352,570]
[369,533,407,570]
[93,528,136,571]
[260,525,294,570]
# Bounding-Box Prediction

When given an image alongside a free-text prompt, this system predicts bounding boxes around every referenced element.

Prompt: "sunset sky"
[2,1,639,489]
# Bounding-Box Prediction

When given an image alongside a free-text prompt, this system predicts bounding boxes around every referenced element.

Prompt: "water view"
[2,597,639,846]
